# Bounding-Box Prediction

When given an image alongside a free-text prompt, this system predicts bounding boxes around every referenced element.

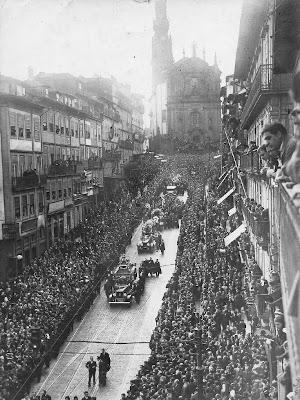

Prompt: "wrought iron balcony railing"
[239,153,253,171]
[102,150,122,162]
[240,64,293,129]
[12,173,47,192]
[241,201,270,250]
[239,152,261,175]
[48,160,87,176]
[88,157,103,170]
[119,140,134,151]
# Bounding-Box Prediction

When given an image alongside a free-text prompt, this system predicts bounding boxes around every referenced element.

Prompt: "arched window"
[191,78,199,91]
[190,111,200,127]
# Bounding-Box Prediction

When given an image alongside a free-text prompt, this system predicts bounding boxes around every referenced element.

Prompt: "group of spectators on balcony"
[222,71,300,184]
[121,168,277,400]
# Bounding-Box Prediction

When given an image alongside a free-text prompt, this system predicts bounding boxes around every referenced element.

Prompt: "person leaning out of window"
[286,71,300,183]
[261,121,297,182]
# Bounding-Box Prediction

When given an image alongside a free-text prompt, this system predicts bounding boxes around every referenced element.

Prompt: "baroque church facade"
[150,0,222,145]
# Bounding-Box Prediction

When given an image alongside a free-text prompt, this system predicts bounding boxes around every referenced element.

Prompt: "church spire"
[192,41,197,58]
[202,47,206,62]
[214,51,218,66]
[152,0,173,88]
[213,51,220,73]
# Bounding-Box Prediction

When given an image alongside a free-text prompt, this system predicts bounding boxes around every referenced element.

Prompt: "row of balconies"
[11,157,110,191]
[102,150,122,161]
[119,139,134,151]
[240,201,270,251]
[11,151,127,191]
[2,187,93,240]
[240,64,293,129]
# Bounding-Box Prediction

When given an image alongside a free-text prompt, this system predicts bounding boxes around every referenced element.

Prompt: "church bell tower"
[152,0,173,89]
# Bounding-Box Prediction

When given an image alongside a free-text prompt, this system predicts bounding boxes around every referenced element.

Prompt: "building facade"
[221,0,300,397]
[167,54,221,144]
[0,78,45,279]
[150,0,221,145]
[0,73,144,280]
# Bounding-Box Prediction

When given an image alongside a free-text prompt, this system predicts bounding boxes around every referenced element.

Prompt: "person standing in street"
[85,356,97,386]
[160,240,165,255]
[99,348,111,370]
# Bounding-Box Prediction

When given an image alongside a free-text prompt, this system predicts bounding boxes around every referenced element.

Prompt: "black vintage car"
[107,258,143,306]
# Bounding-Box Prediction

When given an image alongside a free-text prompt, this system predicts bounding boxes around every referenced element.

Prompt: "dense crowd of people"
[0,186,139,399]
[122,161,276,400]
[0,160,171,400]
[0,152,285,400]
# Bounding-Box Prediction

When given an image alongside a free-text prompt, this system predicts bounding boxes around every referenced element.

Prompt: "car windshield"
[115,276,130,285]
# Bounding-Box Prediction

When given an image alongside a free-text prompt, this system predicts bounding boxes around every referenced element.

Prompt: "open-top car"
[137,234,157,254]
[142,219,154,235]
[151,208,164,231]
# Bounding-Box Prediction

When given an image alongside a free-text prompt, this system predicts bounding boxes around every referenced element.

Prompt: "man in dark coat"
[86,356,97,386]
[99,348,111,370]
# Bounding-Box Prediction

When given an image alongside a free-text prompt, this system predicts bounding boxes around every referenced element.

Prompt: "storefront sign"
[2,223,19,240]
[21,218,37,234]
[48,200,65,214]
[64,198,74,207]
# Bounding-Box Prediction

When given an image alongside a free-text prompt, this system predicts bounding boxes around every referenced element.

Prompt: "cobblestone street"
[31,217,181,400]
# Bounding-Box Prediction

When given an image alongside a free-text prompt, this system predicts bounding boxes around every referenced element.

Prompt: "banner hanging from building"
[228,207,237,216]
[217,187,235,205]
[217,167,234,190]
[224,223,246,247]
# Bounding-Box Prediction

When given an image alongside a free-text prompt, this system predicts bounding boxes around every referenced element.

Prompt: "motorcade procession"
[104,185,184,306]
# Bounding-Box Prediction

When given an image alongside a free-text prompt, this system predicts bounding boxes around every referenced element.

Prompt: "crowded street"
[1,1,300,399]
[30,208,184,400]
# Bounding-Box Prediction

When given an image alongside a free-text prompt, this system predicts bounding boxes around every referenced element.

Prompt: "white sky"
[0,0,242,105]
